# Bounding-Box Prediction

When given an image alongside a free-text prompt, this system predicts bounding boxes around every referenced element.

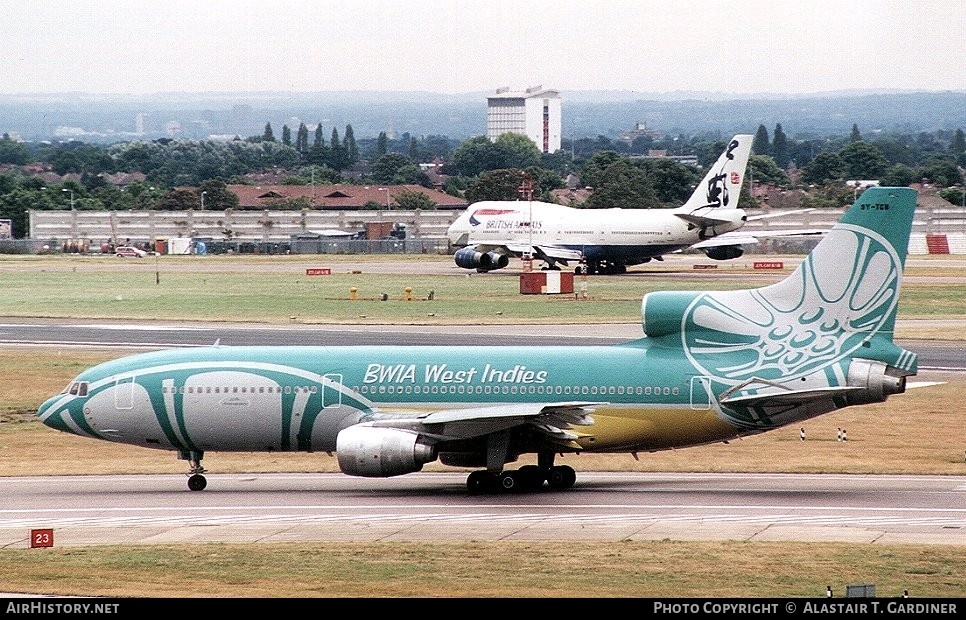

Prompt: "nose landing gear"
[180,450,207,491]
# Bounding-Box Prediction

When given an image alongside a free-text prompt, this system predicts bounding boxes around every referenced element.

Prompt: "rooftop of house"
[227,183,468,209]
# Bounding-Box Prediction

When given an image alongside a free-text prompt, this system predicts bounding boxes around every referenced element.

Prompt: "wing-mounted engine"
[454,247,510,271]
[336,426,437,477]
[702,245,744,260]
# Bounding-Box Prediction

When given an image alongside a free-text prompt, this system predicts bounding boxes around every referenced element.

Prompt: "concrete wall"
[28,208,461,245]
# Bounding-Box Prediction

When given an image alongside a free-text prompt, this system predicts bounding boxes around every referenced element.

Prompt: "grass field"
[0,253,963,598]
[0,253,963,327]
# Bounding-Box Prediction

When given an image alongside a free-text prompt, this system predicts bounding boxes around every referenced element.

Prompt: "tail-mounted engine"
[844,358,908,405]
[454,247,510,271]
[336,426,437,477]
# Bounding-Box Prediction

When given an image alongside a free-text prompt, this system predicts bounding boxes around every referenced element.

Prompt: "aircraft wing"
[691,228,826,249]
[506,243,584,261]
[465,241,584,262]
[366,401,599,444]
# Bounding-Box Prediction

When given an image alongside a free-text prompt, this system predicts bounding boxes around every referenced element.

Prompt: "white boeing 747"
[447,134,819,274]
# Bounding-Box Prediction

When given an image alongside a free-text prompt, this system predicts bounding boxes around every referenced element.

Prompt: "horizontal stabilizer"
[673,211,741,227]
[721,386,862,407]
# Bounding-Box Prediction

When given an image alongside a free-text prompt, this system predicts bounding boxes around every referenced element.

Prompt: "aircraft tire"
[466,470,492,494]
[547,465,576,490]
[187,474,207,491]
[499,471,519,492]
[518,465,545,490]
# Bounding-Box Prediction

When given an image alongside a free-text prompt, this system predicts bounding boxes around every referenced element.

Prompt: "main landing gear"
[181,450,208,491]
[465,464,577,494]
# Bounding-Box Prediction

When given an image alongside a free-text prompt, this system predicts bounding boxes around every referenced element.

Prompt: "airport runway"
[1,472,964,548]
[0,318,962,371]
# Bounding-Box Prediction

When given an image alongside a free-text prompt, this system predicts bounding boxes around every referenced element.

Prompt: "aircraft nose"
[37,394,72,431]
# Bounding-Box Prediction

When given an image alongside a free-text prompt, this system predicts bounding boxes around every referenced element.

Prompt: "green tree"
[752,125,770,156]
[772,124,790,169]
[343,125,359,166]
[296,123,309,154]
[918,156,963,186]
[262,123,275,142]
[328,127,347,170]
[850,123,862,143]
[376,132,388,156]
[408,136,421,161]
[952,128,966,155]
[840,141,888,179]
[371,153,414,184]
[493,133,541,170]
[199,179,239,211]
[580,151,623,189]
[938,187,965,207]
[394,190,437,210]
[307,125,329,167]
[452,136,501,177]
[801,151,847,185]
[313,124,325,149]
[464,169,529,203]
[156,188,202,210]
[0,135,31,165]
[748,155,791,187]
[585,160,659,209]
[281,125,292,147]
[880,164,917,187]
[636,158,701,205]
[524,165,564,200]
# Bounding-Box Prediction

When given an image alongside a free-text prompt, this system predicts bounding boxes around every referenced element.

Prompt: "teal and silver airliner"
[38,187,919,493]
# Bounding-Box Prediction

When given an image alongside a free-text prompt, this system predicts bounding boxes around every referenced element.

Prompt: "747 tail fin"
[680,134,753,212]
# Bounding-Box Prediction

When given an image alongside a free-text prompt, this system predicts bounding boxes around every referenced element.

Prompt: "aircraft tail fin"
[769,186,917,340]
[643,187,919,382]
[680,134,753,212]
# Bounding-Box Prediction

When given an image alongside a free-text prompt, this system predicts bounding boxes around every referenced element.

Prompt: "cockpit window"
[64,382,89,397]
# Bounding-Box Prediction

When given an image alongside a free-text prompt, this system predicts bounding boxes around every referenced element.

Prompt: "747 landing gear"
[180,450,207,491]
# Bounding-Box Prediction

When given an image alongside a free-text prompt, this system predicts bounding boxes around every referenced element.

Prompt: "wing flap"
[505,243,584,261]
[367,401,599,440]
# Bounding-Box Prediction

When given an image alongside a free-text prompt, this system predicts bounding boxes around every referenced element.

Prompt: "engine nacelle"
[336,426,436,477]
[454,247,510,271]
[703,245,744,261]
[844,358,907,405]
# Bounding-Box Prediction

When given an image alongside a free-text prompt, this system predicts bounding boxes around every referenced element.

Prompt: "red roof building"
[227,184,467,210]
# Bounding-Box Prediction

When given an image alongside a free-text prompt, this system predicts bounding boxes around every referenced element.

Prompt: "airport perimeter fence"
[0,237,454,256]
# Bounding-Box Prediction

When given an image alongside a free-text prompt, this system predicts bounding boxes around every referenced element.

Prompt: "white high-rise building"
[486,86,561,153]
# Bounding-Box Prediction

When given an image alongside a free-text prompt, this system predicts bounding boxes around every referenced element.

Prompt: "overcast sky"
[5,0,964,96]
